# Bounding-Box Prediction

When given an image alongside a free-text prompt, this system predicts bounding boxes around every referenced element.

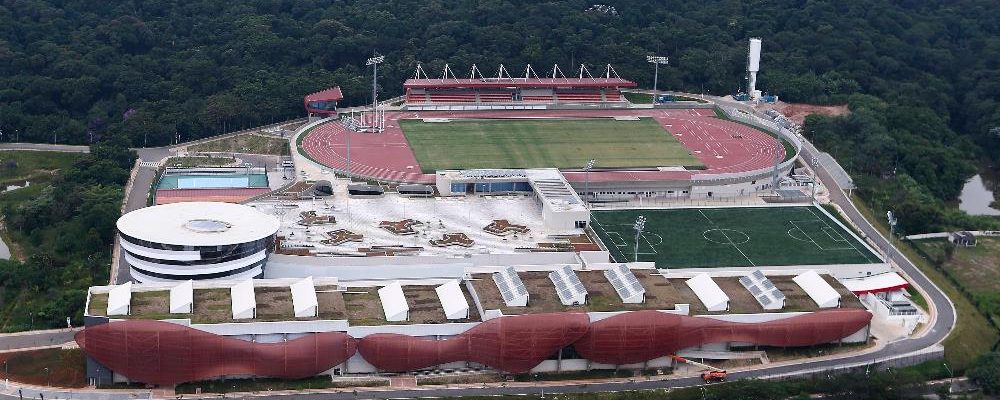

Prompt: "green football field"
[399,118,702,172]
[590,206,882,268]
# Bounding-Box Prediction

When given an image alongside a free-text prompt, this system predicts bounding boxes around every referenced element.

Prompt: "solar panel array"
[740,270,785,310]
[492,267,529,306]
[549,266,588,305]
[604,264,646,303]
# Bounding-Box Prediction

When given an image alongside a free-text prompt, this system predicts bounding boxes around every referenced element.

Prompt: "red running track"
[300,109,784,184]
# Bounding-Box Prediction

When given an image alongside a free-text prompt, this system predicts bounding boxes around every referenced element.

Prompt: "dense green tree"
[968,352,1000,394]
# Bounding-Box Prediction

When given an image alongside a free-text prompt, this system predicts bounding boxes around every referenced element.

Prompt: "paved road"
[0,328,78,352]
[0,143,90,153]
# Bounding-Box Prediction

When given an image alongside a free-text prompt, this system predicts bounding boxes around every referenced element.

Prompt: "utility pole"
[886,211,898,247]
[646,55,669,103]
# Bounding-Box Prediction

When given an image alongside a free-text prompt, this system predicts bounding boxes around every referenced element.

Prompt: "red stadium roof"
[403,77,636,90]
[304,86,344,102]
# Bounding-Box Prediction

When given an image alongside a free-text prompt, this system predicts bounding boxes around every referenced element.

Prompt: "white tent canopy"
[685,273,729,312]
[290,277,319,318]
[378,281,409,322]
[793,270,841,308]
[231,279,257,319]
[169,280,194,314]
[435,280,470,320]
[107,282,132,316]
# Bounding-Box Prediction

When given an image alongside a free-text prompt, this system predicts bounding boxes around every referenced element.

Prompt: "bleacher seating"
[555,90,604,102]
[406,92,428,103]
[427,92,478,103]
[604,89,623,101]
[522,95,555,102]
[478,92,514,102]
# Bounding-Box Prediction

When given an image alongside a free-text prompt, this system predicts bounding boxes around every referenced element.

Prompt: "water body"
[958,174,1000,216]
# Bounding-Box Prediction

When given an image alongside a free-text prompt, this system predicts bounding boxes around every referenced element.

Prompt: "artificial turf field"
[399,118,702,172]
[590,206,882,268]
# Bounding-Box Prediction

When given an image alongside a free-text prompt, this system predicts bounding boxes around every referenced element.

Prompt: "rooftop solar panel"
[749,285,763,296]
[751,270,766,281]
[739,276,753,287]
[605,264,645,302]
[761,279,776,290]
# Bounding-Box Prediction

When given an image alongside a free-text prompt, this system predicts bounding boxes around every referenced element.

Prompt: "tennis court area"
[590,206,882,268]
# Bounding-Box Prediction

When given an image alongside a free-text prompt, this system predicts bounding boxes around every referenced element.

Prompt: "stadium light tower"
[583,159,596,203]
[646,55,669,102]
[367,54,385,111]
[633,215,647,262]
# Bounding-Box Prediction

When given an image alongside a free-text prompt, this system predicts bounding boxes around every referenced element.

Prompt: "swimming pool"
[157,174,269,190]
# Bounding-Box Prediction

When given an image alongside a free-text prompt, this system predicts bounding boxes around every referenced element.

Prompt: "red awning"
[304,86,344,102]
[403,77,636,90]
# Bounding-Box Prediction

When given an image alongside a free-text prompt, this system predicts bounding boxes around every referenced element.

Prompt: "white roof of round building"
[117,202,280,247]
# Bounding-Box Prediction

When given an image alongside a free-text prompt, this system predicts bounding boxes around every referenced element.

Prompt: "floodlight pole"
[646,55,669,102]
[583,159,596,203]
[633,216,646,262]
[886,210,898,248]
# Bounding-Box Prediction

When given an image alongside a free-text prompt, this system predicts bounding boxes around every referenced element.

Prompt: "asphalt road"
[0,143,90,153]
[0,328,78,352]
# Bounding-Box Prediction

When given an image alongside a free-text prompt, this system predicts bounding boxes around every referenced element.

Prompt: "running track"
[300,108,784,184]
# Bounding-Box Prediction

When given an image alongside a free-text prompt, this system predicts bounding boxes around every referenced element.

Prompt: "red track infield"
[300,108,784,184]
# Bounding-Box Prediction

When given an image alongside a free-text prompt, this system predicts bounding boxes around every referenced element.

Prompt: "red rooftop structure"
[304,86,344,116]
[404,64,636,106]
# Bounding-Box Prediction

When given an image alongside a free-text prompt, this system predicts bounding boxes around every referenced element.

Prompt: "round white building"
[117,202,281,283]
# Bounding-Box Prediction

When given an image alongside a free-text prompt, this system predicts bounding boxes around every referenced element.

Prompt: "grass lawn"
[0,151,83,185]
[400,118,702,171]
[163,156,237,167]
[590,206,881,267]
[189,133,290,156]
[910,236,1000,331]
[851,196,999,371]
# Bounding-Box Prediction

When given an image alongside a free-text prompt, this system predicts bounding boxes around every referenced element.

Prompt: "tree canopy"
[0,1,995,152]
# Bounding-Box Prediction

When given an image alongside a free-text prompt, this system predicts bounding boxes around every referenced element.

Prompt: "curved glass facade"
[120,231,275,282]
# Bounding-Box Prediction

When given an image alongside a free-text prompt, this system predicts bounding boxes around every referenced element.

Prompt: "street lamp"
[886,210,898,246]
[633,216,646,262]
[646,55,669,102]
[583,159,596,202]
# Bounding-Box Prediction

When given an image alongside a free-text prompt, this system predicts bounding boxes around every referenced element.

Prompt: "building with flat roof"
[80,261,872,385]
[117,202,280,282]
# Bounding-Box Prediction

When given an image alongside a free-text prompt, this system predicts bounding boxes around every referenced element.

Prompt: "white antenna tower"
[442,64,457,80]
[604,64,622,79]
[747,38,762,100]
[524,64,539,79]
[413,64,428,79]
[496,64,512,80]
[551,64,567,79]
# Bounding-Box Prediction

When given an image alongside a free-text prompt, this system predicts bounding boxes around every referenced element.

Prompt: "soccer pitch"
[590,206,882,267]
[400,118,702,172]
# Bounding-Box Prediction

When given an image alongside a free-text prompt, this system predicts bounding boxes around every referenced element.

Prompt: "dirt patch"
[0,348,86,387]
[757,101,849,125]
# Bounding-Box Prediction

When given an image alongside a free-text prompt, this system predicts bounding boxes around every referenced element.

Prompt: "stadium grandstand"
[404,64,635,109]
[304,86,344,117]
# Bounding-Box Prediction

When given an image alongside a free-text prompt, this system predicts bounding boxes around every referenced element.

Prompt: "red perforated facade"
[75,320,357,385]
[78,309,870,384]
[358,312,590,373]
[574,309,872,365]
